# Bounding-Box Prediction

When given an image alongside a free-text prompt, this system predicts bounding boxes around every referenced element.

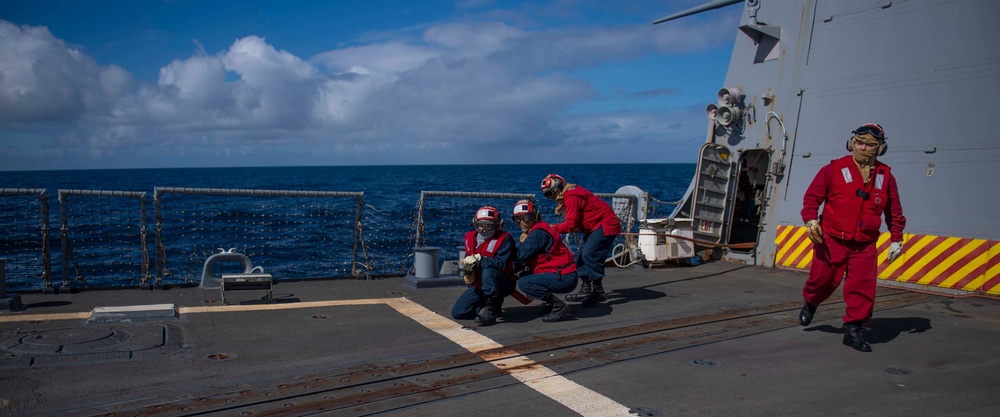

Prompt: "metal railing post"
[58,190,70,288]
[154,187,165,287]
[351,194,364,276]
[39,190,52,289]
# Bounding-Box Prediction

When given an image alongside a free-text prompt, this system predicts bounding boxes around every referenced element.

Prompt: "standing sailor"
[539,173,621,307]
[451,206,518,326]
[799,123,906,352]
[511,200,579,322]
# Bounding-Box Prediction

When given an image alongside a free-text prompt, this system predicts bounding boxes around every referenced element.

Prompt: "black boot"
[565,277,592,302]
[843,322,872,352]
[542,293,569,322]
[475,297,498,326]
[493,296,504,318]
[799,302,817,326]
[540,302,553,314]
[581,279,607,307]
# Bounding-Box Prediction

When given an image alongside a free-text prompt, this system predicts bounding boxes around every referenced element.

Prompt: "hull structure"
[663,0,1000,295]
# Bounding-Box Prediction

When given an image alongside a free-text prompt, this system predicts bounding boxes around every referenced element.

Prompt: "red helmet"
[473,206,500,227]
[512,199,539,222]
[540,174,565,199]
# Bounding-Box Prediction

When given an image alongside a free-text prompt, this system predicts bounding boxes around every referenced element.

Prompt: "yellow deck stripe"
[973,250,1000,294]
[938,240,991,288]
[916,239,984,285]
[783,229,811,268]
[881,234,935,277]
[899,237,960,282]
[775,225,792,243]
[0,312,90,322]
[774,226,799,263]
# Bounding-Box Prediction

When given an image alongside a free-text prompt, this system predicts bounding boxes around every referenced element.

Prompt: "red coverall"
[801,155,906,323]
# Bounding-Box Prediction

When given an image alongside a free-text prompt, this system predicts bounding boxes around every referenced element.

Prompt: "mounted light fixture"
[717,87,742,106]
[717,105,743,126]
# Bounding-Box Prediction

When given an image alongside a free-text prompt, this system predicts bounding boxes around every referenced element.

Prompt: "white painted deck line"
[385,298,632,417]
[0,297,632,416]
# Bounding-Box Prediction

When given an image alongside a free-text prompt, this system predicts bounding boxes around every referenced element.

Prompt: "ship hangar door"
[725,148,770,253]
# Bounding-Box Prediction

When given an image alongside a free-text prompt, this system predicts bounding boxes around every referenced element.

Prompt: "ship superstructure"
[657,0,1000,295]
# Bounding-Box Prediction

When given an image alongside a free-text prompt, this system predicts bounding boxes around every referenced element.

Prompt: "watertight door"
[690,143,734,244]
[725,149,771,252]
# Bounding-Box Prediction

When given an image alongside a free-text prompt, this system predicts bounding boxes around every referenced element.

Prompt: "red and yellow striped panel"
[774,225,1000,295]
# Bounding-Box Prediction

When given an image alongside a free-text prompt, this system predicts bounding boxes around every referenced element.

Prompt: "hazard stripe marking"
[1,298,631,416]
[775,226,1000,295]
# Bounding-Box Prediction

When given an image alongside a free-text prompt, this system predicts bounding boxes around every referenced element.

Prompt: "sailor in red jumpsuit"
[510,199,579,322]
[540,174,621,307]
[799,123,906,352]
[451,206,517,326]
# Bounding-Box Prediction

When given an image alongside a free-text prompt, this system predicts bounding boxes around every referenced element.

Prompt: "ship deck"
[1,260,998,417]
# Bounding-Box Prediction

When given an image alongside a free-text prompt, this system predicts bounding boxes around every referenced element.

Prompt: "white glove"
[887,241,903,263]
[463,254,482,267]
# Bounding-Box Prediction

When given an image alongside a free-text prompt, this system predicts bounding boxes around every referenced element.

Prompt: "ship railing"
[0,188,51,289]
[152,187,365,288]
[0,187,644,291]
[414,191,537,249]
[58,189,150,289]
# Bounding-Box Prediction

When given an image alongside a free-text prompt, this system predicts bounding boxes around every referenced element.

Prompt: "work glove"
[805,220,824,244]
[460,254,481,285]
[887,241,903,263]
[462,254,481,267]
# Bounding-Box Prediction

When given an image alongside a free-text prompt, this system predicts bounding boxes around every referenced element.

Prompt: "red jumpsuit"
[801,155,906,323]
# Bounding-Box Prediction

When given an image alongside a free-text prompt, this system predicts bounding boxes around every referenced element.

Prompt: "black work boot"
[540,302,553,314]
[565,277,592,302]
[843,322,872,352]
[799,302,817,326]
[475,297,498,326]
[581,279,607,307]
[541,293,569,322]
[493,296,504,318]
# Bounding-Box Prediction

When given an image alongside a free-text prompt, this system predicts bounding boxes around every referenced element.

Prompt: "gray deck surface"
[1,261,998,417]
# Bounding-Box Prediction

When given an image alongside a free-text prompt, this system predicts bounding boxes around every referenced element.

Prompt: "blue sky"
[0,0,742,171]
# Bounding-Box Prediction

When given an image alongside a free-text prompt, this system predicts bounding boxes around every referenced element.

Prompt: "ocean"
[0,164,695,290]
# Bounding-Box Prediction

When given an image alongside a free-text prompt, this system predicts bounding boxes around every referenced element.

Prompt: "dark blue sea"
[1,164,693,210]
[0,164,694,290]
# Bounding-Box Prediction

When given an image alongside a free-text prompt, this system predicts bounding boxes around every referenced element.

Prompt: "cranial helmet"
[540,174,566,200]
[846,123,888,156]
[512,199,540,223]
[473,206,501,228]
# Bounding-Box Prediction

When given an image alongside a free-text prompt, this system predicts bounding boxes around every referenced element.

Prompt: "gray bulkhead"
[668,0,1000,266]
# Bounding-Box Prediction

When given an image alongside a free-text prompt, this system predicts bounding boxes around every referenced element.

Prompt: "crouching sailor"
[799,123,906,352]
[451,206,518,326]
[511,200,579,322]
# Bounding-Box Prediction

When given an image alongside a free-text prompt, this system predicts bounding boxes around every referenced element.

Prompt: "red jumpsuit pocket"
[859,212,882,234]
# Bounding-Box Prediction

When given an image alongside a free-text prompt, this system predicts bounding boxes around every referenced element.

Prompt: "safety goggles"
[852,124,885,140]
[512,213,532,223]
[474,222,496,232]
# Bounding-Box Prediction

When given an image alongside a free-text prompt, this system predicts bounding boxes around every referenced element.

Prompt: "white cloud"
[0,7,738,170]
[0,21,118,124]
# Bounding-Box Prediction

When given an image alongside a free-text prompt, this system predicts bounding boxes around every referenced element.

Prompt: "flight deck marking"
[0,298,633,416]
[385,297,632,417]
